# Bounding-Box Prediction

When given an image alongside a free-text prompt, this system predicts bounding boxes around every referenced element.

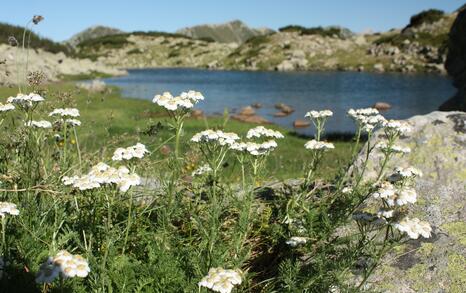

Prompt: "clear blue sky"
[1,0,463,41]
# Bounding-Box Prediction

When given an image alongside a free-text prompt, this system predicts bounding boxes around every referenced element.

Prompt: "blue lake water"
[102,68,456,134]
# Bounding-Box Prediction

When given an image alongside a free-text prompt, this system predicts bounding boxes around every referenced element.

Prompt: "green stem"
[73,127,82,168]
[122,191,133,255]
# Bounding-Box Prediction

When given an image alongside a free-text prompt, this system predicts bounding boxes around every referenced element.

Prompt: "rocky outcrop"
[352,111,466,292]
[176,20,273,44]
[0,44,125,86]
[65,25,125,48]
[440,7,466,111]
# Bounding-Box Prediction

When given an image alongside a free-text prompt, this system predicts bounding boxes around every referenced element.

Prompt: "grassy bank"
[0,83,355,179]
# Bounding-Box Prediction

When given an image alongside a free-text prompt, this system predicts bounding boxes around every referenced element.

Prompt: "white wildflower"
[377,209,394,219]
[153,90,203,111]
[394,217,432,239]
[191,130,240,146]
[286,236,307,247]
[0,103,15,112]
[246,126,284,139]
[66,119,81,126]
[0,202,19,217]
[395,187,417,206]
[376,142,411,154]
[112,143,149,161]
[62,176,79,186]
[199,267,242,293]
[7,93,44,108]
[383,120,412,135]
[49,108,80,118]
[305,110,333,119]
[25,120,52,129]
[341,186,353,194]
[192,164,213,176]
[36,251,90,283]
[372,182,396,200]
[304,140,334,150]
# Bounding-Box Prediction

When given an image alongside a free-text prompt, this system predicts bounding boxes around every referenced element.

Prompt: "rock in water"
[293,119,311,128]
[238,106,256,116]
[373,102,392,111]
[352,111,466,292]
[440,7,466,111]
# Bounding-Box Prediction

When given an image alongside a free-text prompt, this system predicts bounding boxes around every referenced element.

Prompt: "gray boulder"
[440,8,466,111]
[352,111,466,292]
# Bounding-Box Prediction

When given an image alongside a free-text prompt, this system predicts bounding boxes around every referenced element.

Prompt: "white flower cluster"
[7,93,44,108]
[246,126,284,139]
[305,110,333,119]
[0,103,15,112]
[36,250,90,283]
[376,142,411,154]
[383,120,412,135]
[112,143,149,161]
[348,108,386,132]
[65,118,81,126]
[25,120,52,129]
[0,202,20,217]
[49,108,80,118]
[62,162,141,192]
[153,90,204,111]
[371,181,417,207]
[286,236,307,247]
[393,217,432,239]
[191,164,212,176]
[304,139,335,150]
[198,267,242,293]
[389,167,422,181]
[230,140,278,156]
[191,130,240,146]
[341,186,353,194]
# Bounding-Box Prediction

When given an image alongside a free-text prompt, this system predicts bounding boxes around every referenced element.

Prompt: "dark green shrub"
[407,9,445,28]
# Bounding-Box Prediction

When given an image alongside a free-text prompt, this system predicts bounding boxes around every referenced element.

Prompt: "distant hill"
[65,25,124,48]
[0,22,70,54]
[176,20,274,43]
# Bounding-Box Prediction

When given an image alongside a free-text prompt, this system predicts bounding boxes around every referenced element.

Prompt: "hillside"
[65,25,125,48]
[72,9,456,74]
[0,22,70,54]
[176,20,274,43]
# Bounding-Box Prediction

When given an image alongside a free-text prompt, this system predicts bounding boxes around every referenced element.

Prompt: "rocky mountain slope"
[65,25,124,48]
[176,20,273,43]
[73,9,457,74]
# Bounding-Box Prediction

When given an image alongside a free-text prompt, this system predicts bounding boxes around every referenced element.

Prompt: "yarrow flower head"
[246,126,284,139]
[371,181,417,206]
[383,120,412,136]
[62,162,141,192]
[388,167,422,182]
[49,108,80,118]
[7,93,44,109]
[192,164,212,177]
[198,267,242,293]
[348,108,386,132]
[36,250,90,284]
[305,110,333,119]
[153,90,204,111]
[230,140,278,156]
[304,139,334,150]
[0,103,15,112]
[25,120,52,129]
[286,236,307,247]
[394,217,432,239]
[0,202,19,217]
[66,119,81,126]
[191,130,240,146]
[112,143,149,161]
[376,142,411,154]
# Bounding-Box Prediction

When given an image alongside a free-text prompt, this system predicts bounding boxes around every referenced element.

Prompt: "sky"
[0,0,464,41]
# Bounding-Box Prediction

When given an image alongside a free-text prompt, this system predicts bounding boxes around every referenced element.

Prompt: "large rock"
[352,111,466,292]
[440,8,466,111]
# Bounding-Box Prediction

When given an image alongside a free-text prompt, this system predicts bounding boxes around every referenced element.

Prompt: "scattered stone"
[293,119,311,128]
[77,79,107,92]
[273,111,289,117]
[231,114,270,124]
[275,103,294,114]
[238,106,256,116]
[372,102,392,111]
[191,109,204,119]
[251,103,262,109]
[373,63,385,72]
